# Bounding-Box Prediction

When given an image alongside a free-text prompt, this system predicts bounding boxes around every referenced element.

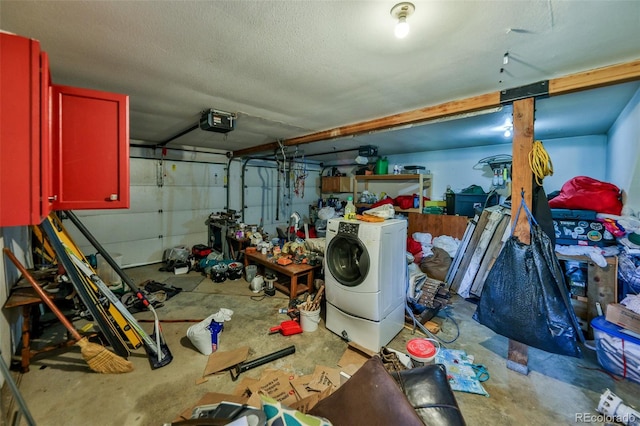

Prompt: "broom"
[3,248,133,374]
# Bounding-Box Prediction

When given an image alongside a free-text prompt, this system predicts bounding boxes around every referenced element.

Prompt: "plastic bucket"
[300,308,321,332]
[245,265,258,282]
[97,253,123,289]
[406,338,440,367]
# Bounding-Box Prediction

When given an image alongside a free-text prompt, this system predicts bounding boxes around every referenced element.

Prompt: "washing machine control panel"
[338,222,360,236]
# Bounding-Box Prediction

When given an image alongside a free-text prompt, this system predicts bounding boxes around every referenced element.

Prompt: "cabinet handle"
[107,194,118,201]
[48,195,57,201]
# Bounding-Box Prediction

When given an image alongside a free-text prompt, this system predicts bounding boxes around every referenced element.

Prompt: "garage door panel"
[162,209,210,237]
[73,186,163,217]
[67,211,162,247]
[243,167,276,187]
[162,186,226,212]
[162,161,226,187]
[130,158,160,185]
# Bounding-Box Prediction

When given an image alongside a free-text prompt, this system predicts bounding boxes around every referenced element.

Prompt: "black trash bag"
[474,198,584,358]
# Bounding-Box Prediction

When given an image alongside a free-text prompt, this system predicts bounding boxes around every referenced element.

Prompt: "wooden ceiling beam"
[233,58,640,158]
[549,58,640,96]
[232,92,501,157]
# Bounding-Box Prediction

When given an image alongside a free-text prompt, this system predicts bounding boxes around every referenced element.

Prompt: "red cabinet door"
[0,33,51,226]
[51,85,130,210]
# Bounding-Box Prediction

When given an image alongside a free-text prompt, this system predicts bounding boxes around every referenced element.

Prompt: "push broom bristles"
[76,337,134,374]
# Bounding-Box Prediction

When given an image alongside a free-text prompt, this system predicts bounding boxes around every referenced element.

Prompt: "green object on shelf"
[375,157,388,175]
[423,207,444,215]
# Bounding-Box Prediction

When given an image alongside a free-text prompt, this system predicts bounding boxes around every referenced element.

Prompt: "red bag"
[406,237,422,255]
[370,197,394,209]
[548,176,622,215]
[395,195,415,210]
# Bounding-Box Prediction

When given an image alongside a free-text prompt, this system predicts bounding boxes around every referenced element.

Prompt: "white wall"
[386,135,608,201]
[607,86,640,215]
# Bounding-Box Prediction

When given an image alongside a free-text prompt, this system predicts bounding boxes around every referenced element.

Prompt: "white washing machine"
[324,218,407,351]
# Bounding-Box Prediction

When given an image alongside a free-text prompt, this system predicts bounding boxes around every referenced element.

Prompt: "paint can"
[406,338,440,368]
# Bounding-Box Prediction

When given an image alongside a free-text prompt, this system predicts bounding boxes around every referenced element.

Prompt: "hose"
[528,140,553,185]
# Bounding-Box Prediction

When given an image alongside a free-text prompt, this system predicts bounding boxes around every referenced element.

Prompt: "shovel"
[269,320,302,336]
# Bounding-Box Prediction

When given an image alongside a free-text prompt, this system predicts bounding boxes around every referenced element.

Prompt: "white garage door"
[65,153,229,267]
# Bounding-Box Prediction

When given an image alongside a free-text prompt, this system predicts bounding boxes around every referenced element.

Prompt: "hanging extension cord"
[529,140,553,185]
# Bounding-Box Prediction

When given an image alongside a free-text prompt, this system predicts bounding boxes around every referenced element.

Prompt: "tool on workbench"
[230,345,296,381]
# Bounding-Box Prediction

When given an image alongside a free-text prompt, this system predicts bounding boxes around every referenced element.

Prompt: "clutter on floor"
[5,187,640,425]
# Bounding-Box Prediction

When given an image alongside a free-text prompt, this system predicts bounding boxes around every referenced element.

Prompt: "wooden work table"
[243,251,321,300]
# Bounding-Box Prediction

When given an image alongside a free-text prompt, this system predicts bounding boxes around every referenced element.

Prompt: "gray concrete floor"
[5,263,640,426]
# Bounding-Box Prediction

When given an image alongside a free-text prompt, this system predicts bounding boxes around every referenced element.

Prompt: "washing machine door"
[326,233,370,287]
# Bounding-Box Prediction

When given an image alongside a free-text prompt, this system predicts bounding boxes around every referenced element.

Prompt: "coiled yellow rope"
[529,140,553,185]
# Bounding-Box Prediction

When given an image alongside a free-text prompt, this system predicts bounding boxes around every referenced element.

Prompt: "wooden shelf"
[354,173,431,182]
[355,203,421,213]
[555,252,618,339]
[353,174,432,209]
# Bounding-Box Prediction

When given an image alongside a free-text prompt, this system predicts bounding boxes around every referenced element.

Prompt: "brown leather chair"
[309,356,466,426]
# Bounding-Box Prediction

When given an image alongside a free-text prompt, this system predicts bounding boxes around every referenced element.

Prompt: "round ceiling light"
[390,2,416,39]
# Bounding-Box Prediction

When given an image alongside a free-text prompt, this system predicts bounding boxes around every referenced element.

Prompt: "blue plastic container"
[591,316,640,384]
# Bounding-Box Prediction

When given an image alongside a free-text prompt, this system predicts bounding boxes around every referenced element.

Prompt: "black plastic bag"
[474,198,584,358]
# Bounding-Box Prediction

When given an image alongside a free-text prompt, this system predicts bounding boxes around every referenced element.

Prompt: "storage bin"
[591,316,640,385]
[445,192,498,217]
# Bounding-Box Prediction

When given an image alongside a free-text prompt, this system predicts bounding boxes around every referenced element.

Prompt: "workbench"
[243,251,321,300]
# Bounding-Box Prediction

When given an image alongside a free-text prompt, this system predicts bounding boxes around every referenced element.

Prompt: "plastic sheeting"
[474,199,584,358]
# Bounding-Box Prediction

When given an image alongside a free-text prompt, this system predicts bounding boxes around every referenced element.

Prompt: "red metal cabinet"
[0,33,52,226]
[50,85,130,210]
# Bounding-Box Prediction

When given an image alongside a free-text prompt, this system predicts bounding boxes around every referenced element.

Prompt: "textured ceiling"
[2,1,639,162]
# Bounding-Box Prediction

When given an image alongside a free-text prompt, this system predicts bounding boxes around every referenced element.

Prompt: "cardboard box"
[606,303,640,335]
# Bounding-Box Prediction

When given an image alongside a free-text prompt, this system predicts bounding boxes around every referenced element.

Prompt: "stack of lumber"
[448,206,511,298]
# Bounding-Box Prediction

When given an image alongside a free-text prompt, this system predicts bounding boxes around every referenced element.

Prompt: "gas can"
[375,157,388,175]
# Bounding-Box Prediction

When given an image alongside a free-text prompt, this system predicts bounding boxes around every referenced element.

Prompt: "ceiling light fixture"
[390,2,415,39]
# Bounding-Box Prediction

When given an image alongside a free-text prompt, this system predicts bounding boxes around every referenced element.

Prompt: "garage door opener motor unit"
[200,109,235,133]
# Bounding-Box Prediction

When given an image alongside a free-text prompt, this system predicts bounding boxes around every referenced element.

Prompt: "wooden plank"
[507,341,529,375]
[450,210,490,293]
[457,207,506,298]
[469,211,511,297]
[586,256,618,335]
[446,216,477,285]
[506,97,535,374]
[234,59,640,158]
[549,59,640,96]
[407,212,469,240]
[233,92,502,157]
